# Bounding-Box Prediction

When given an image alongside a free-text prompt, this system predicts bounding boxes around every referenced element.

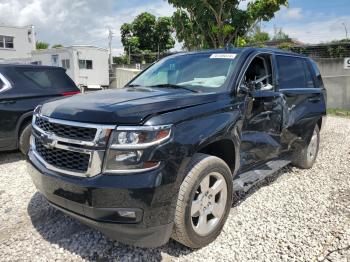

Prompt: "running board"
[233,158,291,192]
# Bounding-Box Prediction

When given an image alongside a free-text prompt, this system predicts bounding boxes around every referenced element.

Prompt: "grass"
[327,108,350,118]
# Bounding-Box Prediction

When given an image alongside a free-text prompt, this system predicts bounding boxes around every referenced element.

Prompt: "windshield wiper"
[149,84,198,93]
[126,84,141,87]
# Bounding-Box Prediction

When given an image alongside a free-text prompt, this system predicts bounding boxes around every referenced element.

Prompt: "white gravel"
[0,116,349,261]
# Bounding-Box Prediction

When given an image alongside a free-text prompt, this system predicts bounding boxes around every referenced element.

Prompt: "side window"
[310,60,324,88]
[303,60,315,88]
[22,71,52,88]
[242,54,274,91]
[277,56,315,89]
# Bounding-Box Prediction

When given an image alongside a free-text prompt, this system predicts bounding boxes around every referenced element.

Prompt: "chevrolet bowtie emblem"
[40,133,57,149]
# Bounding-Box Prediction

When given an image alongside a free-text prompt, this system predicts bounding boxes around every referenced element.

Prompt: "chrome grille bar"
[31,113,116,177]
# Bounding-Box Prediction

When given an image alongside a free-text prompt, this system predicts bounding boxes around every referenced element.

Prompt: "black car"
[27,48,327,248]
[0,64,80,154]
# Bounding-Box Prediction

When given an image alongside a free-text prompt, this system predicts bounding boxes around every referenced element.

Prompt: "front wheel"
[292,125,320,169]
[172,154,233,248]
[19,123,32,155]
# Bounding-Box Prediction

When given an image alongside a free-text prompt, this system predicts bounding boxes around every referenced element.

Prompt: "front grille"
[35,117,97,141]
[35,139,90,172]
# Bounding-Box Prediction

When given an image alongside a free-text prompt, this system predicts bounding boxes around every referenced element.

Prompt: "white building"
[0,25,35,61]
[31,45,109,89]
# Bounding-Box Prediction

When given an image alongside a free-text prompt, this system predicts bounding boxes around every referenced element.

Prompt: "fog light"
[118,210,136,219]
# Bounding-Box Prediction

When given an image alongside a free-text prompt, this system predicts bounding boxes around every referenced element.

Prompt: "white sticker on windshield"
[210,53,237,59]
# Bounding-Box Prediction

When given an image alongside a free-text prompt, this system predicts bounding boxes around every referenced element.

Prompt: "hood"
[40,87,221,124]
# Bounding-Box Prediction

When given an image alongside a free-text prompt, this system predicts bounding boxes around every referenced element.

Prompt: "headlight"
[109,125,172,149]
[103,125,172,174]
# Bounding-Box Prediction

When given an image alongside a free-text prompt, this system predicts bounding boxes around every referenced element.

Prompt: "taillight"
[62,91,80,96]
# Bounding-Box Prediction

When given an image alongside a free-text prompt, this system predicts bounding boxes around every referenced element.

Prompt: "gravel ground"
[0,116,349,261]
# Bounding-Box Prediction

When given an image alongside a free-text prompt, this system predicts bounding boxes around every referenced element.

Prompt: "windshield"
[129,52,239,92]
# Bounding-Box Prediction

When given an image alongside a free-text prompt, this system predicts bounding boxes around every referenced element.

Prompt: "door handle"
[0,100,15,104]
[308,97,321,103]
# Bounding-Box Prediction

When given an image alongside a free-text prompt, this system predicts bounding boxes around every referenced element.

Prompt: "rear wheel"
[19,123,32,155]
[172,154,233,248]
[292,125,320,169]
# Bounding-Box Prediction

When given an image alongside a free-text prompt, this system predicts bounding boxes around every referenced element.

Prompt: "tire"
[292,125,320,169]
[19,123,32,155]
[172,153,233,248]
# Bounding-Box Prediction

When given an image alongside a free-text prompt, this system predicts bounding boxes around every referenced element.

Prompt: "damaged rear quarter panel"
[280,87,326,149]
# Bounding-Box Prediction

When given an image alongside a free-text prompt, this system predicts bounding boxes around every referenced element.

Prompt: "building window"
[31,61,42,65]
[62,59,70,69]
[51,55,59,66]
[78,59,93,69]
[0,35,14,49]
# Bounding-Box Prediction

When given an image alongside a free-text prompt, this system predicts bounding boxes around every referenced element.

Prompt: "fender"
[146,96,244,185]
[15,111,33,141]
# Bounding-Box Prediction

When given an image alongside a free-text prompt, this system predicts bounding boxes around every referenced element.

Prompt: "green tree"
[52,44,63,48]
[169,0,288,50]
[273,27,289,41]
[172,9,205,50]
[246,25,270,46]
[36,41,49,50]
[120,12,175,56]
[330,39,350,44]
[155,17,176,54]
[113,55,128,65]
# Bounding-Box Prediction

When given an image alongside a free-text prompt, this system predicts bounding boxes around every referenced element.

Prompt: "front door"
[239,53,284,170]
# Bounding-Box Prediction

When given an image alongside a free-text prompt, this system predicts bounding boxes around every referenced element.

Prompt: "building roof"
[32,45,108,54]
[0,24,34,29]
[264,38,305,47]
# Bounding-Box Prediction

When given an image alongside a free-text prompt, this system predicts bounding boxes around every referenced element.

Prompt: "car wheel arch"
[16,111,33,139]
[197,138,237,174]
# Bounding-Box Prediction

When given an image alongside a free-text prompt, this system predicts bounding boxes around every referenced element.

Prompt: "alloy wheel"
[307,129,318,160]
[190,172,228,236]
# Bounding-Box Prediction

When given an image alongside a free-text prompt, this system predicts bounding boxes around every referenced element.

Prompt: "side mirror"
[239,82,255,95]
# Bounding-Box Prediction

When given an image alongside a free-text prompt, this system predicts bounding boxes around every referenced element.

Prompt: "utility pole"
[128,45,131,65]
[108,28,114,69]
[342,23,348,40]
[157,43,160,60]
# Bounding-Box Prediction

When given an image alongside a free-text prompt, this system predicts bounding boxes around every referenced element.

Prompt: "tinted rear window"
[310,60,324,87]
[5,67,78,92]
[276,56,315,89]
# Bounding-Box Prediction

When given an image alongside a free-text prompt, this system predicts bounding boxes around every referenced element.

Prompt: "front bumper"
[27,150,177,247]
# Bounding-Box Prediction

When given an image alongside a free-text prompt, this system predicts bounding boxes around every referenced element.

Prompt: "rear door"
[0,72,18,149]
[276,55,326,149]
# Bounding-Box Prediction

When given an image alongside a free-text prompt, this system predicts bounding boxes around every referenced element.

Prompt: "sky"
[0,0,349,55]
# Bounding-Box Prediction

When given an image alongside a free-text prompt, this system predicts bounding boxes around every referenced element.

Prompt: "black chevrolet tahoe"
[0,64,80,154]
[27,48,327,248]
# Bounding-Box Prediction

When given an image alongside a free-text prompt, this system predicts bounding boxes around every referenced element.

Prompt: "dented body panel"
[27,48,327,247]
